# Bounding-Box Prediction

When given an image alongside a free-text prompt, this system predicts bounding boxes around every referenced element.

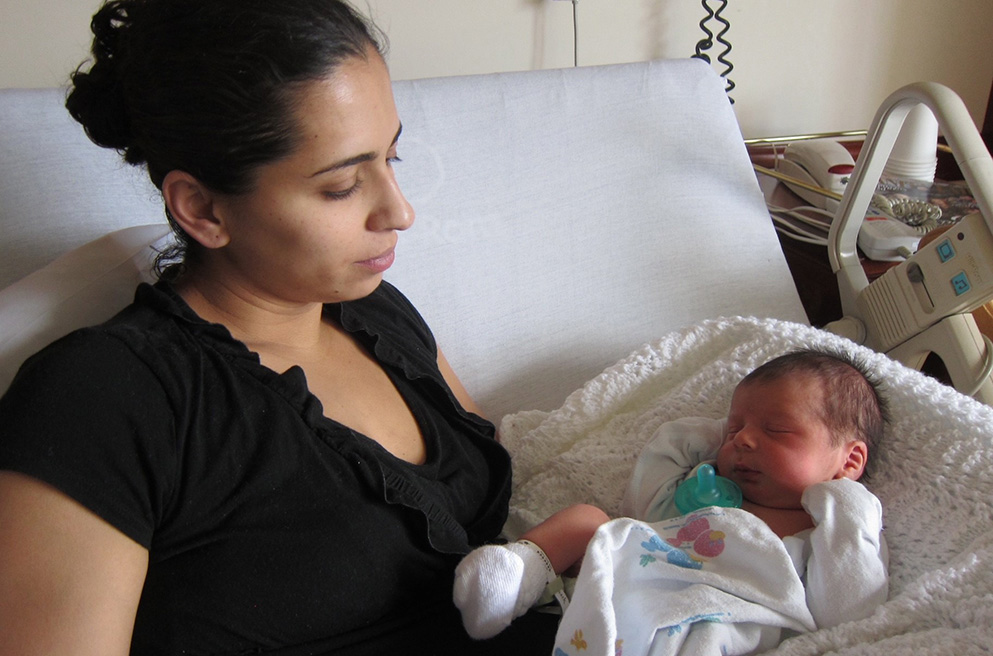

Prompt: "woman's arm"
[437,348,486,418]
[0,471,148,656]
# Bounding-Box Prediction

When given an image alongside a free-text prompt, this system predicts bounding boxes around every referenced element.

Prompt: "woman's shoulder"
[0,288,190,550]
[5,282,212,403]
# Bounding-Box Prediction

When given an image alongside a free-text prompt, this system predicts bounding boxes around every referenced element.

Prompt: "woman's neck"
[173,273,327,352]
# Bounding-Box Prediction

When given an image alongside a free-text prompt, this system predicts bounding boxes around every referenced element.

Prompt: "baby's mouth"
[732,465,761,480]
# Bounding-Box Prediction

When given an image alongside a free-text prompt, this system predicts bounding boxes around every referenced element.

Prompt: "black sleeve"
[0,329,178,548]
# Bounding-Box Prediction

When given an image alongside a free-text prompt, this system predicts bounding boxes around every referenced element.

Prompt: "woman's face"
[208,50,414,306]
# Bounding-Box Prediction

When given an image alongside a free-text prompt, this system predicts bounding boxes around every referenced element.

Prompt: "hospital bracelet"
[517,539,556,583]
[517,539,573,613]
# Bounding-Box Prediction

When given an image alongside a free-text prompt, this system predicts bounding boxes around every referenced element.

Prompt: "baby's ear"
[836,440,868,481]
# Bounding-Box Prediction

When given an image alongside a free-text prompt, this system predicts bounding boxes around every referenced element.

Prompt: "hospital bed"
[2,59,991,653]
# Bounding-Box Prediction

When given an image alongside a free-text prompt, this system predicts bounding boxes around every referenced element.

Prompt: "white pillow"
[0,224,174,395]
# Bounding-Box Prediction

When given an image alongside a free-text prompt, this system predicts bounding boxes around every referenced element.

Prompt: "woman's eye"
[323,180,362,200]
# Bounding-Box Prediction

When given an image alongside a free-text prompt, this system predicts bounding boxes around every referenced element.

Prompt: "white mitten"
[452,540,556,639]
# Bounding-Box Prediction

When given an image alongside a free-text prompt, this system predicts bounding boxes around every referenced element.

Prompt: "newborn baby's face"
[717,376,850,510]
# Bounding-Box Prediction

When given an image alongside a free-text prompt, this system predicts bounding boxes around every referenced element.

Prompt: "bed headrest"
[0,60,807,416]
[0,224,173,395]
[0,88,167,291]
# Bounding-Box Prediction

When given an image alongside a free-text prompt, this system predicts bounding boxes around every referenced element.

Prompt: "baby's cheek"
[715,444,732,476]
[776,472,813,503]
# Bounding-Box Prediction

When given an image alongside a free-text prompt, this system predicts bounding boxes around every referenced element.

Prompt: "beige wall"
[2,0,992,139]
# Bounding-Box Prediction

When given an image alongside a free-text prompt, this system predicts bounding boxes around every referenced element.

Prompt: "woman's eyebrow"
[309,123,403,178]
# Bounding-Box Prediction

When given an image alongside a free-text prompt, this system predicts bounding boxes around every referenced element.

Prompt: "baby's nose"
[731,426,758,449]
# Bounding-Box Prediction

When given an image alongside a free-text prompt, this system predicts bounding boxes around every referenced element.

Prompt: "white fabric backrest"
[0,60,807,416]
[0,88,165,289]
[386,60,807,416]
[0,224,173,393]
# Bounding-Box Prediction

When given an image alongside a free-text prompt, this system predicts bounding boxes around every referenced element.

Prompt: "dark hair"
[740,348,889,477]
[66,0,386,278]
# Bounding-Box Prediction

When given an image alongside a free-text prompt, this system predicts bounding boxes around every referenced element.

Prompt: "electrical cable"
[691,0,734,102]
[772,222,829,246]
[771,225,828,246]
[551,0,579,67]
[966,334,993,398]
[571,0,578,67]
[768,203,835,225]
[767,204,832,246]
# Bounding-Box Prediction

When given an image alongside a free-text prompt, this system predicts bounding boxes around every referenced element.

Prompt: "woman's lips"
[357,248,396,273]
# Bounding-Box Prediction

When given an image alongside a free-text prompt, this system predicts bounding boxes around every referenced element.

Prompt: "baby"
[454,348,889,640]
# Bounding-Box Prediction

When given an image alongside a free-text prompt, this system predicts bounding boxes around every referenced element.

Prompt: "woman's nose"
[369,168,415,232]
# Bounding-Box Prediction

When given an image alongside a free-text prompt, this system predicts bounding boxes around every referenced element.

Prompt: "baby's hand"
[801,478,888,628]
[802,478,883,532]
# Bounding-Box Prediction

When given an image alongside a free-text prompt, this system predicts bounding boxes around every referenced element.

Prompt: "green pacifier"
[674,464,742,514]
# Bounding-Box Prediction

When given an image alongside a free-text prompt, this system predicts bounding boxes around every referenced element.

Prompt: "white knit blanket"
[500,316,993,655]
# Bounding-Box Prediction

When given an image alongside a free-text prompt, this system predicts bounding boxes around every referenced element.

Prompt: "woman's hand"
[0,471,148,656]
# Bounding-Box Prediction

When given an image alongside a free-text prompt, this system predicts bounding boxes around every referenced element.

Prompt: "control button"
[936,239,956,263]
[951,271,971,296]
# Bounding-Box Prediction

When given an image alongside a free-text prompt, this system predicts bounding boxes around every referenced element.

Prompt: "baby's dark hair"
[740,348,889,475]
[65,0,385,277]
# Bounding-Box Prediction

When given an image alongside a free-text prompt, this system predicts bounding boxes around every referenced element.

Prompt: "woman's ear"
[161,171,230,250]
[836,440,868,481]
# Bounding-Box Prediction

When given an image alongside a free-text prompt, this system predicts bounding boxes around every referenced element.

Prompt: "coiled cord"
[692,0,735,103]
[871,194,942,232]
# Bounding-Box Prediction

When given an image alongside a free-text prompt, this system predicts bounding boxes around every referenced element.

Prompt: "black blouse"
[0,281,538,655]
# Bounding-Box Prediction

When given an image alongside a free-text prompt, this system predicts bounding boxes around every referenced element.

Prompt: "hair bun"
[65,0,142,163]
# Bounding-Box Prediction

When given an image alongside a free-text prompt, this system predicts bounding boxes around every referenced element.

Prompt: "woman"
[0,1,558,653]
